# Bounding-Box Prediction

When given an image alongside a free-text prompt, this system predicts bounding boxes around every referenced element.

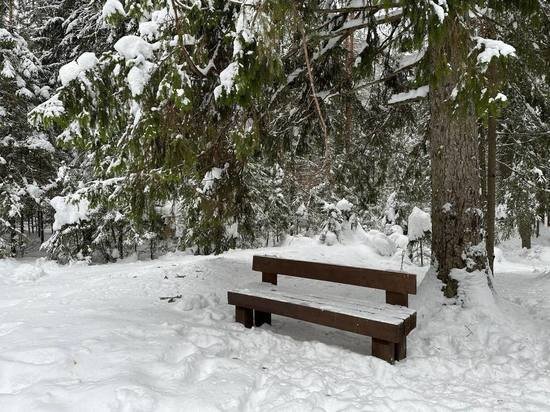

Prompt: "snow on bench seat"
[228,283,416,343]
[231,284,415,325]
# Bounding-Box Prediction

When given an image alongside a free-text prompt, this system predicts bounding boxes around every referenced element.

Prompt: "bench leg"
[372,338,395,364]
[235,306,253,328]
[255,310,271,327]
[395,337,407,361]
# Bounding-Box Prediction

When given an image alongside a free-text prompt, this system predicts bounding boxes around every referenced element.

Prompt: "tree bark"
[485,56,498,275]
[38,210,44,244]
[344,33,354,155]
[486,112,497,273]
[429,16,485,297]
[478,122,487,206]
[518,214,532,249]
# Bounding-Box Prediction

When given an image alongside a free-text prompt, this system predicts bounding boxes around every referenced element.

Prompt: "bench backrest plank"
[252,255,416,295]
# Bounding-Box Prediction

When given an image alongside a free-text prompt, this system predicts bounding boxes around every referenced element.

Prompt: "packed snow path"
[1,234,550,411]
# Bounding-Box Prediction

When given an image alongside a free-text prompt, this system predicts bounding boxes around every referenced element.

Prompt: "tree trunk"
[38,210,44,244]
[9,218,17,257]
[478,122,487,206]
[343,33,354,155]
[118,228,124,259]
[486,112,497,274]
[518,214,532,249]
[429,16,484,297]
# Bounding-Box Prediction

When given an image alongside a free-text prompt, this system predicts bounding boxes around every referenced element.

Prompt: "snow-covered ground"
[1,230,550,411]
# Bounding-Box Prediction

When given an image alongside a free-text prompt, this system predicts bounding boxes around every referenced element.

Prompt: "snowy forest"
[1,0,550,410]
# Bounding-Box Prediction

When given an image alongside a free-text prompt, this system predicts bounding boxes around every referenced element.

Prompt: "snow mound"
[324,231,338,246]
[175,294,220,311]
[389,225,409,249]
[13,264,47,282]
[356,226,397,256]
[451,269,501,318]
[0,260,48,284]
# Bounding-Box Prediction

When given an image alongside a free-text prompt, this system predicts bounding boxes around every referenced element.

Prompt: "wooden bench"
[227,255,417,363]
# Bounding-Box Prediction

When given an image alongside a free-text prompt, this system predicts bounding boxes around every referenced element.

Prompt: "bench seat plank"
[228,284,416,343]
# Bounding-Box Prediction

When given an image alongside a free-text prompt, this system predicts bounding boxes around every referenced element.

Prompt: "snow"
[58,53,98,86]
[1,232,550,409]
[324,230,338,246]
[12,262,47,283]
[50,196,91,231]
[26,183,44,202]
[475,37,516,70]
[58,61,81,86]
[489,92,508,103]
[388,85,429,104]
[0,27,13,41]
[102,0,126,20]
[429,0,447,24]
[335,198,352,212]
[389,225,409,249]
[234,8,254,58]
[26,134,55,153]
[396,48,426,70]
[77,52,99,71]
[496,203,508,219]
[296,203,307,217]
[231,283,416,325]
[200,165,227,193]
[112,37,158,95]
[29,93,65,122]
[15,87,34,98]
[407,206,431,241]
[139,21,160,40]
[373,7,403,23]
[139,7,171,40]
[2,58,16,78]
[3,226,550,410]
[114,36,157,61]
[355,225,397,256]
[127,62,155,96]
[214,62,239,100]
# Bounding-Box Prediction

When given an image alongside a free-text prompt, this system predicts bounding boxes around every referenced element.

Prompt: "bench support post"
[262,272,277,285]
[372,338,395,364]
[386,291,408,307]
[235,306,253,328]
[255,310,271,327]
[395,337,407,361]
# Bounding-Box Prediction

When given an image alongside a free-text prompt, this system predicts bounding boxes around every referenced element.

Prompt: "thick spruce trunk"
[429,17,485,297]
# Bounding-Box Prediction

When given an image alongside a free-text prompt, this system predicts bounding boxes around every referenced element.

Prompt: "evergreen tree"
[0,24,55,256]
